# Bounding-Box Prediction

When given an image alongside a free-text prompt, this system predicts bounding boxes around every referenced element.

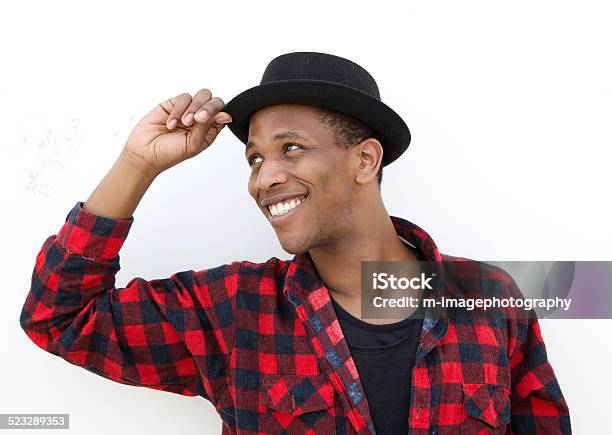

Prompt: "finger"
[181,88,213,126]
[165,93,193,130]
[192,97,227,124]
[186,99,228,154]
[212,111,233,124]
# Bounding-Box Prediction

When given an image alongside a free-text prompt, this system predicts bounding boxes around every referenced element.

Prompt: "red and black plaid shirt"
[20,201,571,434]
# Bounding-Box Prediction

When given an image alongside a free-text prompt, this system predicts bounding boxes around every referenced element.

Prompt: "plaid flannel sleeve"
[20,201,238,403]
[505,278,572,434]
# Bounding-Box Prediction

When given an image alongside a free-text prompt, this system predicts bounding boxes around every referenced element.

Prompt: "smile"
[268,195,307,217]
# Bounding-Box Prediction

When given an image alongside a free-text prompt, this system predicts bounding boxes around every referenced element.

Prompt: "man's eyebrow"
[271,130,310,142]
[245,130,310,155]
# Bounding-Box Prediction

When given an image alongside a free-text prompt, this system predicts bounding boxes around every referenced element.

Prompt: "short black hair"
[315,108,383,186]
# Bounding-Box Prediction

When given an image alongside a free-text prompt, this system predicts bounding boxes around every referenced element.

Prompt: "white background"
[2,0,610,433]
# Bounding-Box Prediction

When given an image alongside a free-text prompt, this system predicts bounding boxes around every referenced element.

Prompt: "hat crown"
[260,52,381,100]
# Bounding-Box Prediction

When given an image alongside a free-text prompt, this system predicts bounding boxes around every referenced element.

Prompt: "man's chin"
[277,235,311,255]
[279,242,309,255]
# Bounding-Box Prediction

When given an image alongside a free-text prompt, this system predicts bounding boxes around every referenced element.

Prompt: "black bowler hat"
[223,52,411,167]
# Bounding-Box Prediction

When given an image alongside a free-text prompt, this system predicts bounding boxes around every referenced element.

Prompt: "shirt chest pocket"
[261,373,336,434]
[461,383,511,434]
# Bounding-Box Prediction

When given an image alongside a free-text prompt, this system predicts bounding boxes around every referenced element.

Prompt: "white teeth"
[267,196,306,217]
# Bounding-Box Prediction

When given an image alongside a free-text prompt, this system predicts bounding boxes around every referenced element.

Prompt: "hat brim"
[223,79,411,166]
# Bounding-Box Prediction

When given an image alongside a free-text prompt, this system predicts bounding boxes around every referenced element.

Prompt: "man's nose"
[255,158,289,191]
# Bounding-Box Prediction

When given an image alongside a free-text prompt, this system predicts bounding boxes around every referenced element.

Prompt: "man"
[20,52,570,434]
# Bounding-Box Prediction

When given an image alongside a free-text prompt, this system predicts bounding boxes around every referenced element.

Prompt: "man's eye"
[285,143,301,152]
[248,155,263,166]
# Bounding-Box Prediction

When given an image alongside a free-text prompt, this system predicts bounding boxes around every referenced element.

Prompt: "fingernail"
[167,119,177,129]
[194,110,209,122]
[182,113,194,125]
[216,116,232,124]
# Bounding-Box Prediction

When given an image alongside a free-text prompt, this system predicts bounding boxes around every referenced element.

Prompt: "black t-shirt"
[329,242,427,435]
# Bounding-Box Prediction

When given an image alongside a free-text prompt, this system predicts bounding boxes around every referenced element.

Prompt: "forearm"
[83,148,159,220]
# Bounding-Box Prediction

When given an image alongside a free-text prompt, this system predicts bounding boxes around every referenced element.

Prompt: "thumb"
[185,115,232,155]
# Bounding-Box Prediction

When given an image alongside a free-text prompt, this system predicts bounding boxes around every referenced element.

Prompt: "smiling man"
[20,52,571,434]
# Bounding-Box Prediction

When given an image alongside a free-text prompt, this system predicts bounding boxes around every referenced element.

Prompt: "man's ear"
[353,138,383,185]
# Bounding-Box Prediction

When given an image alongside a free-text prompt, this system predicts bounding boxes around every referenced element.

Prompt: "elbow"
[19,286,37,334]
[19,288,53,351]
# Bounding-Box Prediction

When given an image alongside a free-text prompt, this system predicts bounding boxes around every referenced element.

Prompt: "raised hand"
[124,89,231,175]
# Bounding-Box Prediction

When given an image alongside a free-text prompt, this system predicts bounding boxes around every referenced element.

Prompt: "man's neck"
[308,204,418,322]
